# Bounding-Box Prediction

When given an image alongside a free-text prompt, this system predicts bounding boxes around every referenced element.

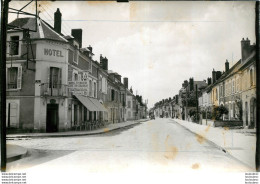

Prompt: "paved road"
[7,118,252,173]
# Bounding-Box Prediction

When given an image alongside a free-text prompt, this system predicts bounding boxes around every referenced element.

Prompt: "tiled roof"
[9,17,67,43]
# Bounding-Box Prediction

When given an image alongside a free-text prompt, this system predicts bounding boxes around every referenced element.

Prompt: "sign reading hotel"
[44,48,64,57]
[68,81,88,95]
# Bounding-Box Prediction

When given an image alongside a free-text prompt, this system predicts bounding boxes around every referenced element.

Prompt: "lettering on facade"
[44,48,64,57]
[68,81,88,95]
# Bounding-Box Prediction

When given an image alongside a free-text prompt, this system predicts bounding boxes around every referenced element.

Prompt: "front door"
[46,104,59,132]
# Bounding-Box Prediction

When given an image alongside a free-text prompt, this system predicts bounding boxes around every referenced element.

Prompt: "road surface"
[7,118,252,173]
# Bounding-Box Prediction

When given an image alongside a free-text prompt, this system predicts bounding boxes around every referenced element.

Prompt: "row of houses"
[152,37,256,129]
[6,8,147,133]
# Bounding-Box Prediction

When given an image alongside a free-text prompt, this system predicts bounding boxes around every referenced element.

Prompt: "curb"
[171,119,255,170]
[7,145,28,163]
[7,119,149,139]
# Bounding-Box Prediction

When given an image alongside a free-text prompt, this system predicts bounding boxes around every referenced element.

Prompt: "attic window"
[10,36,19,56]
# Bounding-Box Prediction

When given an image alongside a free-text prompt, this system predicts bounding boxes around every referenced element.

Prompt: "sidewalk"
[172,119,256,170]
[7,119,149,139]
[7,144,28,162]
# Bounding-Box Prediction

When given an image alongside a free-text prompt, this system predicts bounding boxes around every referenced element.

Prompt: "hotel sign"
[44,48,64,57]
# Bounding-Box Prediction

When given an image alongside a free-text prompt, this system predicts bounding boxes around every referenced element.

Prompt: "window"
[73,45,78,64]
[89,80,92,97]
[49,67,61,88]
[232,80,235,94]
[10,36,19,56]
[94,82,96,98]
[111,89,115,101]
[7,66,22,90]
[128,101,131,108]
[101,77,107,93]
[236,78,240,92]
[250,69,253,86]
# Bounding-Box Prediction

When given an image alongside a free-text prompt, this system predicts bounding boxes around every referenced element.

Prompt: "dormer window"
[10,36,19,55]
[7,32,22,57]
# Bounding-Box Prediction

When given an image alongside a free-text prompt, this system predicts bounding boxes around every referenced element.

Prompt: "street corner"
[7,144,28,162]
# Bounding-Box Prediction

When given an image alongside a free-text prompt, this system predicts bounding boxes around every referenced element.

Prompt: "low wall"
[201,119,243,127]
[201,119,215,127]
[214,120,243,127]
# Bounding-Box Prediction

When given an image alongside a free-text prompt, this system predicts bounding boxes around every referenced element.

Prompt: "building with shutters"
[6,8,147,133]
[6,9,108,132]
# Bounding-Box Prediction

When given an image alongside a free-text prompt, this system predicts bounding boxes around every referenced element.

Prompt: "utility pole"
[0,0,10,172]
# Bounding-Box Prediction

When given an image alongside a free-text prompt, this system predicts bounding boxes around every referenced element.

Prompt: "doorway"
[46,104,59,132]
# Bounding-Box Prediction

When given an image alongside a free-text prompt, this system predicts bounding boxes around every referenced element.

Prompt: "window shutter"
[92,83,94,97]
[59,68,62,84]
[17,66,22,89]
[78,74,82,81]
[47,67,50,89]
[6,68,8,89]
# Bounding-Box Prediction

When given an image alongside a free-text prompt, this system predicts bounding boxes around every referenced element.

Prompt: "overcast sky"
[9,1,256,108]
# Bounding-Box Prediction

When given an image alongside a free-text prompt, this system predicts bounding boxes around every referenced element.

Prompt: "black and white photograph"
[0,1,259,183]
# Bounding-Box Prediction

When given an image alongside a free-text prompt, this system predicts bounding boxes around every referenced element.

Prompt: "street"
[7,118,252,173]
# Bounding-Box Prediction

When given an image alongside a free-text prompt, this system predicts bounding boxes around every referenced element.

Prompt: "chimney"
[115,74,121,83]
[212,69,216,83]
[87,45,92,53]
[182,80,188,88]
[54,8,62,34]
[241,37,251,63]
[130,86,133,93]
[123,77,128,89]
[71,29,82,48]
[189,78,194,91]
[100,55,108,70]
[216,71,222,81]
[207,77,211,85]
[225,59,229,72]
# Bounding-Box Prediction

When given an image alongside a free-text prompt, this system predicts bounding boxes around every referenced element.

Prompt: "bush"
[212,105,228,120]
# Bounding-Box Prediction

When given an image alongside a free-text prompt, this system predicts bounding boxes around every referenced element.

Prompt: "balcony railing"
[40,83,68,97]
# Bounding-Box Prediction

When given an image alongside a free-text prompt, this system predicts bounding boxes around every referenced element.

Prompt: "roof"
[204,49,255,92]
[9,17,67,43]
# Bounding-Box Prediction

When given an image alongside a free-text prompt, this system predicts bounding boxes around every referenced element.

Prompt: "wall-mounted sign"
[68,81,88,95]
[44,48,64,57]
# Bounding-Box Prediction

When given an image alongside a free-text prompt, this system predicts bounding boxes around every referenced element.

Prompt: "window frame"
[7,32,23,57]
[6,64,22,91]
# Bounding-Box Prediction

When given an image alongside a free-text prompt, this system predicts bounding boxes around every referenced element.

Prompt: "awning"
[74,94,99,111]
[88,97,108,112]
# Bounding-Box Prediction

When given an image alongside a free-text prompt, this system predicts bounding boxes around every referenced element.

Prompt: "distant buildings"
[6,8,147,133]
[152,37,256,129]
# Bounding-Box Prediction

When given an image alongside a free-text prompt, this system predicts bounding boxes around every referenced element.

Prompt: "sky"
[9,1,256,108]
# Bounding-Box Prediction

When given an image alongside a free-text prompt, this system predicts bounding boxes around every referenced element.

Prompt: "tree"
[212,105,228,120]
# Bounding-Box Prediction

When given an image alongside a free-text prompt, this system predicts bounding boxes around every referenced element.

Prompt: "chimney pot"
[123,77,129,89]
[54,8,62,34]
[71,29,83,48]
